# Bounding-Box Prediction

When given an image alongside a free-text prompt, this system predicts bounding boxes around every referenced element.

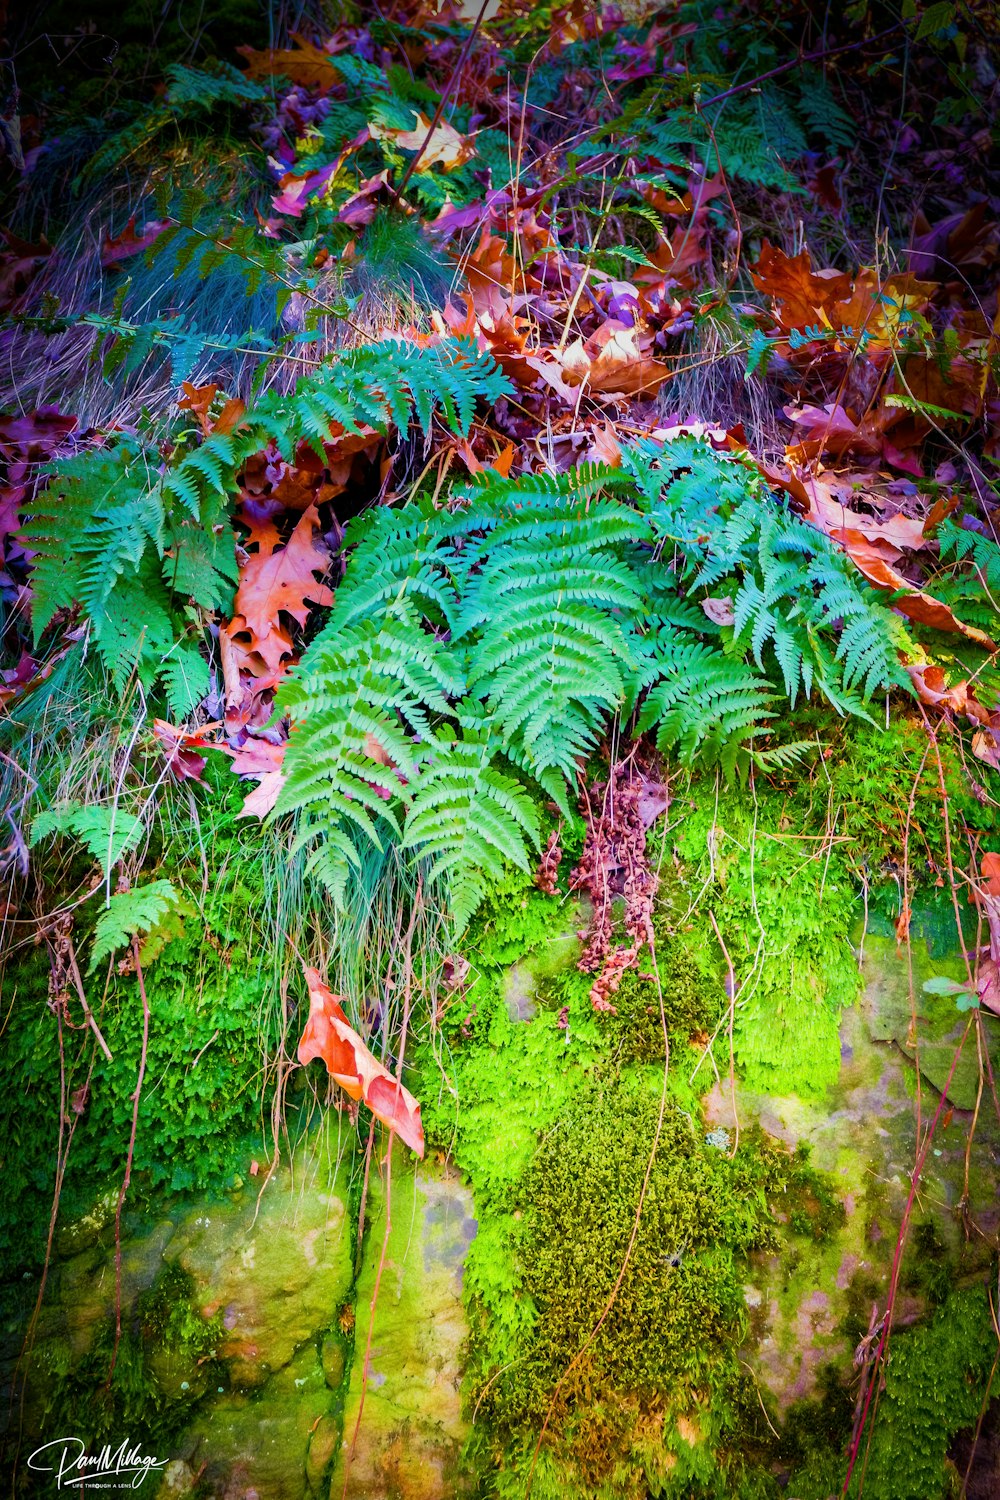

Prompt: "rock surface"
[164,1152,353,1390]
[332,1159,476,1500]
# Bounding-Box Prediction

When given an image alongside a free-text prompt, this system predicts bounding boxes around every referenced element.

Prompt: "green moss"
[827,717,999,874]
[590,942,724,1065]
[0,856,281,1277]
[463,1074,844,1497]
[783,1285,998,1500]
[672,780,861,1097]
[783,1145,848,1242]
[31,1263,224,1449]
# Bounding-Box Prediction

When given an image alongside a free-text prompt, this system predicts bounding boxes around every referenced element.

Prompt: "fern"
[87,881,179,973]
[279,439,917,924]
[161,646,212,719]
[632,444,912,713]
[796,71,856,151]
[636,632,778,777]
[274,505,462,899]
[933,519,1000,633]
[454,479,645,778]
[23,337,509,707]
[31,803,145,878]
[164,62,270,110]
[402,714,541,931]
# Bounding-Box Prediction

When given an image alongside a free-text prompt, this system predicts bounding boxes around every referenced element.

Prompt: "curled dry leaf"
[178,382,245,441]
[152,719,220,783]
[370,113,475,172]
[228,739,287,820]
[847,551,999,651]
[972,724,1000,771]
[298,965,424,1157]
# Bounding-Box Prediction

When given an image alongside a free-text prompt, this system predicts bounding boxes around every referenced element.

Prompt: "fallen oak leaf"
[239,35,340,91]
[178,383,247,439]
[977,958,1000,1014]
[152,719,222,783]
[230,739,286,776]
[272,161,338,219]
[584,420,622,467]
[178,382,219,438]
[337,169,397,227]
[238,770,286,819]
[298,965,424,1157]
[225,502,335,676]
[370,113,475,172]
[842,551,999,652]
[701,596,735,627]
[757,461,997,650]
[972,723,1000,771]
[230,739,288,820]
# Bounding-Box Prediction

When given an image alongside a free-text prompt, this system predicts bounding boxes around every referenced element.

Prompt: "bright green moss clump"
[0,932,274,1277]
[673,785,860,1097]
[466,1074,843,1498]
[848,1286,997,1500]
[780,1285,998,1500]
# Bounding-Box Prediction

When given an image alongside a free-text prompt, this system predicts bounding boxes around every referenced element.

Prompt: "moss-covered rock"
[333,1157,475,1500]
[164,1144,354,1390]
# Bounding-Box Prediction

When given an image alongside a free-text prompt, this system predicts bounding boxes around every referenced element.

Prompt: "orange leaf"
[758,462,997,651]
[982,854,1000,899]
[239,36,340,91]
[178,382,218,438]
[750,241,852,332]
[179,382,246,438]
[842,551,999,651]
[225,503,334,675]
[973,725,1000,771]
[298,966,424,1157]
[214,397,247,436]
[370,113,475,172]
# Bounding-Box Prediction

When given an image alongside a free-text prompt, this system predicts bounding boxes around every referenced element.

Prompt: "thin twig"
[698,22,904,110]
[392,0,493,205]
[106,936,152,1386]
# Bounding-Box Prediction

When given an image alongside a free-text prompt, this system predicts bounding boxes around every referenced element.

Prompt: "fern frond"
[31,802,145,877]
[161,646,211,719]
[88,881,178,973]
[402,718,540,931]
[637,630,778,767]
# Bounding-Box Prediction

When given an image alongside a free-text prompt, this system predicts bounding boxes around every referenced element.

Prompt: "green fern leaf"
[161,646,211,719]
[402,718,540,931]
[88,881,179,973]
[31,802,145,877]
